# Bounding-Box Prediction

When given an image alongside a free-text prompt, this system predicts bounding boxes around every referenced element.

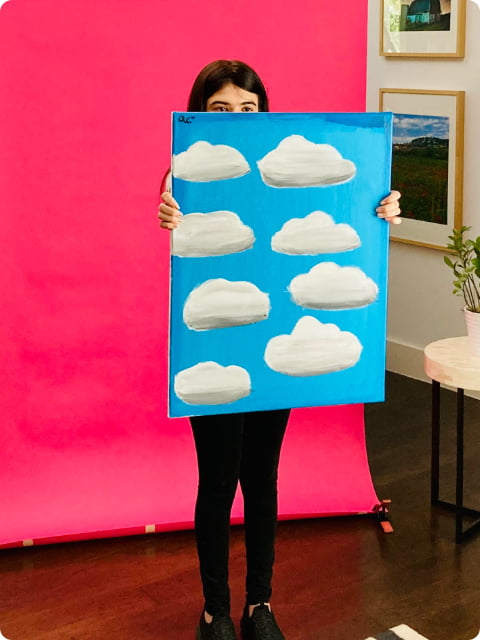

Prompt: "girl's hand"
[158,192,182,229]
[376,190,402,225]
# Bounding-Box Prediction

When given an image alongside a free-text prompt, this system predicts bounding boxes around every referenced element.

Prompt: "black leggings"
[190,409,290,616]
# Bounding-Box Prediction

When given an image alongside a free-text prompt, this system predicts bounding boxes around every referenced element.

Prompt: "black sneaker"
[196,611,238,640]
[240,604,286,640]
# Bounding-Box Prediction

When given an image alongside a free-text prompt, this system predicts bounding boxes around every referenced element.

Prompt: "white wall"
[367,0,480,397]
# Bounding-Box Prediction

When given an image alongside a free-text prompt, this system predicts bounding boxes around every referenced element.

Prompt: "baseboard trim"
[386,340,480,401]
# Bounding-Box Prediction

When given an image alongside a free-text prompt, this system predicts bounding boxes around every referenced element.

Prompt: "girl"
[158,60,401,640]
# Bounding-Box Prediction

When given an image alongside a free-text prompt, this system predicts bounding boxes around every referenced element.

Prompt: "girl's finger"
[161,192,180,209]
[159,204,182,219]
[380,190,401,205]
[376,202,400,215]
[160,220,176,229]
[388,216,402,225]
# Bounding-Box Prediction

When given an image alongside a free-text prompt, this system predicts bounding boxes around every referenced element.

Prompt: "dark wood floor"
[1,373,480,640]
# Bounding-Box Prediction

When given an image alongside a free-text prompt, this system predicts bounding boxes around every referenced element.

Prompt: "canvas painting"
[168,112,393,417]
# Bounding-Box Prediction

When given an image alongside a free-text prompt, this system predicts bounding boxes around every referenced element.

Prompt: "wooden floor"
[1,373,480,640]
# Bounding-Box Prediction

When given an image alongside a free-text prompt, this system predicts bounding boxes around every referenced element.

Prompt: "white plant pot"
[464,307,480,356]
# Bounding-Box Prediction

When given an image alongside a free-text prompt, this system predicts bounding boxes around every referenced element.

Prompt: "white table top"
[424,337,480,391]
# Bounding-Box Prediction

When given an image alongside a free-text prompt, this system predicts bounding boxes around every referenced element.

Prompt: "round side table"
[424,336,480,543]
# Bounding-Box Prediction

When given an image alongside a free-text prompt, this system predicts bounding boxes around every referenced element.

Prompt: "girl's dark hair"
[187,60,269,112]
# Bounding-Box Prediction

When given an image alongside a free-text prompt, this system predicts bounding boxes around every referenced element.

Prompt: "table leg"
[431,380,441,505]
[455,388,465,543]
[429,380,480,543]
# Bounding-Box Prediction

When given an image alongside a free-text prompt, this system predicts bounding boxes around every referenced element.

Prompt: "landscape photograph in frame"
[380,89,464,250]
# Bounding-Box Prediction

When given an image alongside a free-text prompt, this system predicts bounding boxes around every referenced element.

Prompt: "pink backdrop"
[0,0,378,548]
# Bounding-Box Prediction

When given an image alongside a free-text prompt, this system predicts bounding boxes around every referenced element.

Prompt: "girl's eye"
[242,107,254,112]
[214,106,229,112]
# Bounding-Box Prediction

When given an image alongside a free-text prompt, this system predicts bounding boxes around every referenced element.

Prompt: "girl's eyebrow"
[208,100,257,106]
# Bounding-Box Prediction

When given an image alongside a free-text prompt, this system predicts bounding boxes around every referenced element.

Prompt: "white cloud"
[289,262,378,309]
[172,211,254,257]
[183,279,270,330]
[393,116,435,130]
[172,141,250,182]
[264,316,362,376]
[174,361,251,405]
[271,211,360,255]
[257,135,356,187]
[393,136,415,144]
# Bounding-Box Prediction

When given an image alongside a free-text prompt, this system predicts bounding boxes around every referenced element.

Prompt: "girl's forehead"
[207,83,259,103]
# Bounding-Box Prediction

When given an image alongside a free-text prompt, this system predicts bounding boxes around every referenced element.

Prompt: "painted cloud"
[264,316,362,376]
[174,361,251,405]
[289,262,378,310]
[183,279,270,330]
[172,211,255,257]
[257,135,356,187]
[271,211,360,255]
[172,141,250,182]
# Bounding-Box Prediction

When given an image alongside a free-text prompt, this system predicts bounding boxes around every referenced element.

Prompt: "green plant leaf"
[444,226,480,310]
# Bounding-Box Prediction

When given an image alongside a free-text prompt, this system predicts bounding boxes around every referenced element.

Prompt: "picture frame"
[379,89,465,250]
[380,0,466,58]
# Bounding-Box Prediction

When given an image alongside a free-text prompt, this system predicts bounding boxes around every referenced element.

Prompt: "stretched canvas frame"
[168,112,393,418]
[380,89,464,250]
[380,0,466,58]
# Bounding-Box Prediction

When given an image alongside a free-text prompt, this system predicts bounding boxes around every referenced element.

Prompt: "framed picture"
[381,0,466,58]
[380,89,464,250]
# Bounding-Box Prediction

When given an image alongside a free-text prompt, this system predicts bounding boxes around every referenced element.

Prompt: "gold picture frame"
[381,0,466,58]
[379,89,465,250]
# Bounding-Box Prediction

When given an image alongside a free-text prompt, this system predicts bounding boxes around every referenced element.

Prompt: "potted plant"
[444,226,480,354]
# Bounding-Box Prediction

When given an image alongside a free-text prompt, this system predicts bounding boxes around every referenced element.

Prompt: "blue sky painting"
[169,112,393,417]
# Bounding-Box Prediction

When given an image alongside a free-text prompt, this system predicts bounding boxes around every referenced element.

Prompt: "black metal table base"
[431,380,480,543]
